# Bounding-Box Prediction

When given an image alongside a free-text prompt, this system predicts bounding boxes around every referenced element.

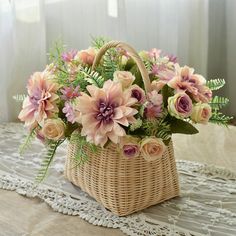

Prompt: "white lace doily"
[0,123,236,236]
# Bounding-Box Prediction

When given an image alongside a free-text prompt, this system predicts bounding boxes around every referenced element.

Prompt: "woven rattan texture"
[65,140,180,216]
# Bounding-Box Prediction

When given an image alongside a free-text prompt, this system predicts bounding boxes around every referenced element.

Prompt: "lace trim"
[0,161,235,236]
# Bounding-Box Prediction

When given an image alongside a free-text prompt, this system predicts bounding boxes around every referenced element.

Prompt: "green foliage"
[144,60,153,72]
[35,140,63,183]
[169,118,199,134]
[70,132,97,167]
[209,111,233,126]
[102,50,118,79]
[19,129,36,155]
[209,96,229,110]
[142,116,171,141]
[162,84,174,106]
[79,67,105,88]
[91,36,109,49]
[130,118,143,131]
[13,94,27,102]
[206,78,225,91]
[129,64,143,88]
[48,39,65,65]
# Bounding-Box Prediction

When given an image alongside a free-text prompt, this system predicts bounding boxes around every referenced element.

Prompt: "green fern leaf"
[144,60,153,72]
[69,132,98,169]
[209,111,233,126]
[206,79,225,91]
[209,96,229,110]
[103,52,118,79]
[35,140,62,183]
[80,67,105,88]
[91,36,108,49]
[19,129,36,155]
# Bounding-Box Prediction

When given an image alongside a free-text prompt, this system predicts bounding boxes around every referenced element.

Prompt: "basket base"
[65,140,180,216]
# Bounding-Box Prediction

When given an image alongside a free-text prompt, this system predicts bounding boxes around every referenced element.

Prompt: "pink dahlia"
[168,64,206,96]
[18,72,59,128]
[76,80,138,146]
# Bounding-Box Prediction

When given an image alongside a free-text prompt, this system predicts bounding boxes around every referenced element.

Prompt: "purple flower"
[151,64,167,76]
[144,91,163,119]
[62,102,76,123]
[61,50,77,62]
[123,145,140,158]
[60,86,80,101]
[119,136,140,158]
[168,92,193,119]
[129,85,146,103]
[148,48,161,60]
[166,54,177,63]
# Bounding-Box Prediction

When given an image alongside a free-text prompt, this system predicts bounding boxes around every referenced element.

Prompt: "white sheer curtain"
[0,0,235,122]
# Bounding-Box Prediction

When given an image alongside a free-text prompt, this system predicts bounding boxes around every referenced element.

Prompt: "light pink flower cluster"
[61,50,77,62]
[168,65,212,103]
[76,80,138,146]
[144,90,163,119]
[18,72,59,128]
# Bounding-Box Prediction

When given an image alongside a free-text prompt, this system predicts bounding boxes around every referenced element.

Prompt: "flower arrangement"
[17,37,232,182]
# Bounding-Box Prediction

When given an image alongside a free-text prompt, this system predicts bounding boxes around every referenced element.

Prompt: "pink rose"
[168,92,193,119]
[113,71,135,89]
[129,84,146,103]
[75,47,96,65]
[191,103,212,124]
[140,137,166,162]
[119,136,140,158]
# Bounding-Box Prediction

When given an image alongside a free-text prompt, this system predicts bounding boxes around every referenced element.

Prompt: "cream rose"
[42,119,65,141]
[140,137,166,162]
[151,80,166,92]
[168,92,193,119]
[191,103,212,124]
[113,71,135,89]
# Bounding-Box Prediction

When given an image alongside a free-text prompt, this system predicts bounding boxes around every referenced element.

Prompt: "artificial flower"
[148,48,161,60]
[75,47,96,65]
[113,71,135,89]
[144,90,163,119]
[129,84,146,103]
[18,72,59,128]
[192,85,212,103]
[61,50,77,62]
[151,80,166,92]
[62,99,81,124]
[140,137,166,162]
[60,85,80,100]
[76,80,138,147]
[42,119,65,141]
[168,92,193,119]
[191,103,212,124]
[168,64,206,95]
[119,136,140,158]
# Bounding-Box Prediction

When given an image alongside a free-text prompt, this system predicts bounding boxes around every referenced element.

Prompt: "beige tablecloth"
[0,123,236,236]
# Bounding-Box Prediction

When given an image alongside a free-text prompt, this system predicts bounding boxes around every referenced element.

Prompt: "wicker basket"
[64,41,180,216]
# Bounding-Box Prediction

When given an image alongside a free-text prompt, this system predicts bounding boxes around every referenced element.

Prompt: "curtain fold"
[0,0,235,122]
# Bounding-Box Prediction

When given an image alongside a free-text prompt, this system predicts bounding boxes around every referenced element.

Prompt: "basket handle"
[92,40,152,93]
